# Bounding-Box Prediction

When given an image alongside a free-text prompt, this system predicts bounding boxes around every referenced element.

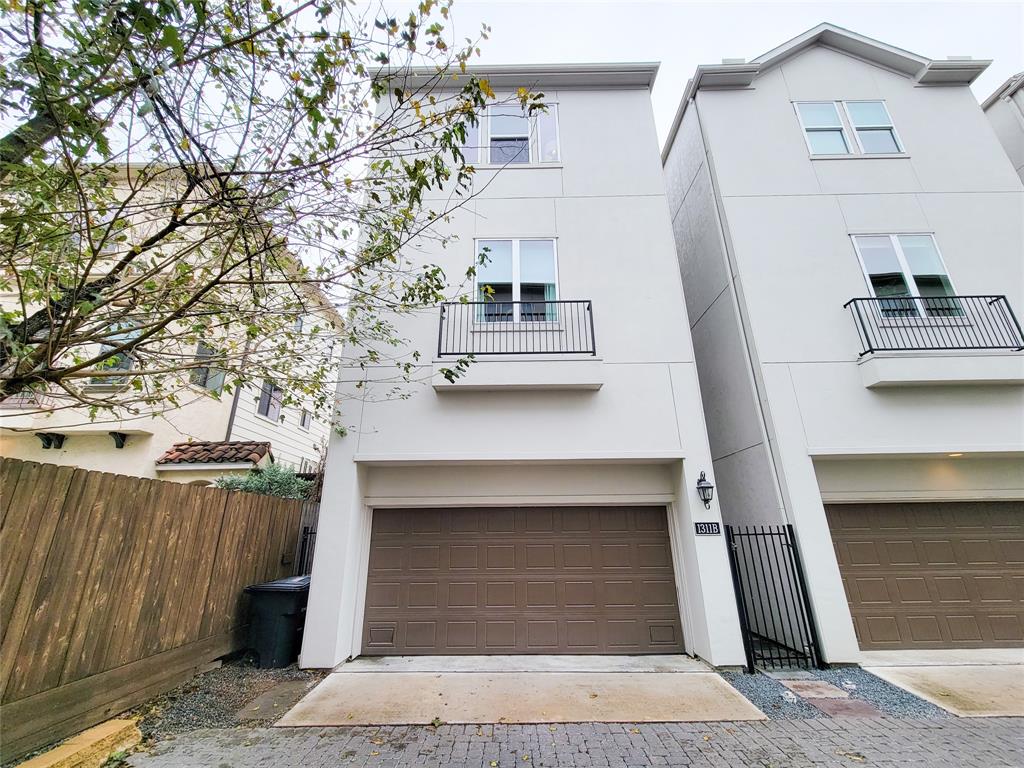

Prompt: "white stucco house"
[983,71,1024,184]
[663,24,1024,662]
[301,63,747,668]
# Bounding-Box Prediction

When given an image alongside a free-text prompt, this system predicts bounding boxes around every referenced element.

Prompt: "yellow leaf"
[479,78,495,99]
[629,728,641,734]
[179,137,190,150]
[369,750,380,757]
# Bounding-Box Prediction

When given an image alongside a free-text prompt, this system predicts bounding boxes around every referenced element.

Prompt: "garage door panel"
[827,502,1024,650]
[362,507,684,655]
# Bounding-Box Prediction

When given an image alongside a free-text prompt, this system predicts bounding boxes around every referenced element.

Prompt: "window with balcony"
[460,104,559,166]
[475,239,557,321]
[844,234,1024,357]
[852,234,956,316]
[795,100,902,156]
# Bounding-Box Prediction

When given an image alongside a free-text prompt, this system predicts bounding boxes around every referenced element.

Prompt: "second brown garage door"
[362,506,685,654]
[827,501,1024,650]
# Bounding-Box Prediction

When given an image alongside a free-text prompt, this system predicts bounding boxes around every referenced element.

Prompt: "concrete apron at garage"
[861,649,1024,717]
[277,655,766,726]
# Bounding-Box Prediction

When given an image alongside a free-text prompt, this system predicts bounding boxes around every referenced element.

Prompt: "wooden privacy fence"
[0,458,303,761]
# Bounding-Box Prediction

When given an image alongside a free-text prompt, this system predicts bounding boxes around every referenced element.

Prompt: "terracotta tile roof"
[157,440,273,465]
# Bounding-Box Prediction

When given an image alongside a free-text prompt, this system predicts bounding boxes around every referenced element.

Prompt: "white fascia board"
[981,71,1024,109]
[155,461,256,471]
[386,62,660,91]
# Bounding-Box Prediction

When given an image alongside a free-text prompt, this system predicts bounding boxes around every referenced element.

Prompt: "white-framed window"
[795,100,902,156]
[256,379,284,420]
[299,408,312,430]
[190,342,225,392]
[851,234,959,317]
[474,238,558,322]
[460,104,560,166]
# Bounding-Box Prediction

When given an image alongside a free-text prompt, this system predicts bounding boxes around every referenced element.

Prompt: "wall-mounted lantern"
[696,471,714,509]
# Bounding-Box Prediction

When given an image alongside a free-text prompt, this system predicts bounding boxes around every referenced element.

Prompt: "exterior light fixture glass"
[696,472,714,509]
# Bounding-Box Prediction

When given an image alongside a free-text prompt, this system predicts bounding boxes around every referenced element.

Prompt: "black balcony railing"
[844,295,1024,356]
[438,300,596,356]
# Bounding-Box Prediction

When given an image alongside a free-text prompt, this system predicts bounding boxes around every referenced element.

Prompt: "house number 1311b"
[694,522,721,536]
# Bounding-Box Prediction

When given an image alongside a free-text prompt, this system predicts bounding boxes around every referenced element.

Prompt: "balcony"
[437,300,596,357]
[844,295,1024,388]
[433,300,602,391]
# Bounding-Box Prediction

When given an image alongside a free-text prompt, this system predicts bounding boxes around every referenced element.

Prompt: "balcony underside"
[432,357,604,391]
[858,351,1024,388]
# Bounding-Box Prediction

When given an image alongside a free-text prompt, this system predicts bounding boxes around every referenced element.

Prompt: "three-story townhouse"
[301,64,747,667]
[663,23,1024,663]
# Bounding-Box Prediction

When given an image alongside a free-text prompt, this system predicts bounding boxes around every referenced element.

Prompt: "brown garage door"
[827,502,1024,650]
[361,506,685,654]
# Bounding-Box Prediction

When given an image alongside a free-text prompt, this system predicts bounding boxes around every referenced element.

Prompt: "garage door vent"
[726,524,824,673]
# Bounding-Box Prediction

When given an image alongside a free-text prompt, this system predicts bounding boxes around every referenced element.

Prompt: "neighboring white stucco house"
[983,72,1024,184]
[301,64,747,668]
[663,24,1024,662]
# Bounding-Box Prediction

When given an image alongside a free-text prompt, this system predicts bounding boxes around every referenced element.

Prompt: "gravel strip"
[133,654,327,742]
[814,667,951,718]
[720,670,824,719]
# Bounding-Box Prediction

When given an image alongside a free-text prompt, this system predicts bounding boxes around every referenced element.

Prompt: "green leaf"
[161,26,185,60]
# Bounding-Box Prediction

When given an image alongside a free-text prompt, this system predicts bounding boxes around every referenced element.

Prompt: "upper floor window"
[460,104,560,166]
[257,379,284,420]
[852,234,957,316]
[795,100,902,156]
[475,238,557,321]
[299,408,312,430]
[190,342,225,392]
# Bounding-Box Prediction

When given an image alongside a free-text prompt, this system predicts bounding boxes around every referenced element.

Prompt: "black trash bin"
[244,575,310,668]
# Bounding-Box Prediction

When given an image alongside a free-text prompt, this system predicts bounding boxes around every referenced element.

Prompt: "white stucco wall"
[302,75,747,669]
[984,82,1024,183]
[665,43,1024,663]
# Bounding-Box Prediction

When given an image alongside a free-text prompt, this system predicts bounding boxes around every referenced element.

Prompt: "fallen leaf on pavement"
[369,738,384,745]
[629,728,641,734]
[369,750,380,757]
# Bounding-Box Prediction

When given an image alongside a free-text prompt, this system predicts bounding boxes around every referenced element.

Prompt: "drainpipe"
[224,340,252,441]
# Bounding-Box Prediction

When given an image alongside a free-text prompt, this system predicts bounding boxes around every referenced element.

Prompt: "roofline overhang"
[661,22,991,163]
[981,71,1024,110]
[383,62,660,91]
[155,461,257,471]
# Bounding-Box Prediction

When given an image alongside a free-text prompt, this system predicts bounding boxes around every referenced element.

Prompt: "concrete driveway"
[862,649,1024,717]
[277,655,766,725]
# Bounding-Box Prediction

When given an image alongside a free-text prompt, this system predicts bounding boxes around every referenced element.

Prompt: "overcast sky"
[436,1,1024,145]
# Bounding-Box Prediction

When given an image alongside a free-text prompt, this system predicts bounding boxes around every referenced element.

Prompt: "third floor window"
[795,100,902,156]
[475,238,558,321]
[460,104,560,166]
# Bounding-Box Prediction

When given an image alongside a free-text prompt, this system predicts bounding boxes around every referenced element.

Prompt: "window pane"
[490,137,529,164]
[490,106,528,136]
[476,240,512,282]
[807,130,848,154]
[857,128,899,153]
[459,120,479,163]
[519,240,556,283]
[845,101,891,127]
[537,107,559,162]
[869,273,911,298]
[898,235,944,275]
[797,102,842,128]
[856,236,901,274]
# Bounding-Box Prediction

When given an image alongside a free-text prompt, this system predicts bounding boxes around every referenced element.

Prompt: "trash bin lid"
[245,575,311,593]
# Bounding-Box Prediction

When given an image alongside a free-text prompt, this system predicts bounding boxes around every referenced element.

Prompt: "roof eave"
[383,62,661,90]
[981,72,1024,110]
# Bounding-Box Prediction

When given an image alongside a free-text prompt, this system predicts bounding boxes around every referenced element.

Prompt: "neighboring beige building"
[663,24,1024,662]
[983,71,1024,183]
[0,170,340,483]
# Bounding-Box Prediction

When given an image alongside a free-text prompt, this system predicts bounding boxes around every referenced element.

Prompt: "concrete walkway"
[861,649,1024,717]
[128,718,1024,768]
[277,671,764,726]
[333,654,710,674]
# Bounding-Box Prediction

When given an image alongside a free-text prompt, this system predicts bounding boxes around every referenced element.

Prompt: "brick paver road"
[129,718,1022,767]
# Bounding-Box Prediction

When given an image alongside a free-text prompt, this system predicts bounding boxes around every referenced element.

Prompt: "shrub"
[214,463,311,500]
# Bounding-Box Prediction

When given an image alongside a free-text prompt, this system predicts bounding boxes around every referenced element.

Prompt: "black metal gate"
[726,524,824,672]
[296,525,317,576]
